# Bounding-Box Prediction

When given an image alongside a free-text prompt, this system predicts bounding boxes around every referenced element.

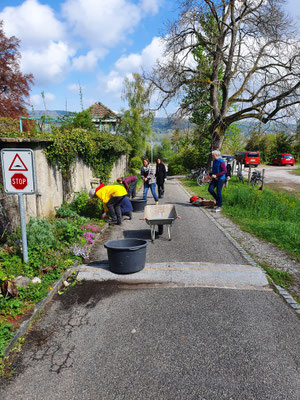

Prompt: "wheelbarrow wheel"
[151,225,156,242]
[158,225,164,235]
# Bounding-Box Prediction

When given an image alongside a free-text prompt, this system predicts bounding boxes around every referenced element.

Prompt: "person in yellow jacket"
[90,183,127,225]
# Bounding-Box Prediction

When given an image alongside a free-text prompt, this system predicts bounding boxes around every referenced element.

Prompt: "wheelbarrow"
[142,204,180,242]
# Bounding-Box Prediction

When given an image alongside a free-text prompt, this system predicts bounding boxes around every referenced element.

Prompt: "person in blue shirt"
[120,196,133,220]
[208,150,227,212]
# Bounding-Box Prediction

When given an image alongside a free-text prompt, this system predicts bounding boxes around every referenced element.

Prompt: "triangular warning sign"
[8,154,28,171]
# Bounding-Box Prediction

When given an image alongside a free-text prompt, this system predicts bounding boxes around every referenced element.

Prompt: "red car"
[272,154,295,166]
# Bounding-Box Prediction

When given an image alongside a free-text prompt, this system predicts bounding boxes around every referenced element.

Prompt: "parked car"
[235,151,260,167]
[221,155,235,164]
[272,154,295,166]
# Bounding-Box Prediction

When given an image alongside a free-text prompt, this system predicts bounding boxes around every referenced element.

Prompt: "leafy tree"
[222,123,245,155]
[0,21,33,118]
[121,73,154,157]
[146,0,300,150]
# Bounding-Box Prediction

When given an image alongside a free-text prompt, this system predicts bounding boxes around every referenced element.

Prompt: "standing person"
[117,176,138,198]
[208,150,227,212]
[155,158,167,198]
[141,158,159,204]
[90,183,127,225]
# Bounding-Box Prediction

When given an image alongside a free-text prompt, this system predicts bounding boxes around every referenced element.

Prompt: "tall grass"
[223,185,300,256]
[181,177,300,258]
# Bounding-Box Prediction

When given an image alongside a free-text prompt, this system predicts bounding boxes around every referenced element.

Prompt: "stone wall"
[0,138,128,227]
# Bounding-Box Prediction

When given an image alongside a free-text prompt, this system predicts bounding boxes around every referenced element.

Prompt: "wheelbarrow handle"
[177,216,182,220]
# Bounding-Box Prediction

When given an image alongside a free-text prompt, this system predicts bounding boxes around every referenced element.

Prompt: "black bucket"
[104,239,149,274]
[131,198,147,212]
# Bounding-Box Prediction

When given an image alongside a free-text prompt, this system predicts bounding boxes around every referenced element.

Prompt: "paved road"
[1,179,299,400]
[241,164,300,184]
[92,178,248,265]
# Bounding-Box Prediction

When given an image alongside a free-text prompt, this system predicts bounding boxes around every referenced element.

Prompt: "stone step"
[77,262,270,290]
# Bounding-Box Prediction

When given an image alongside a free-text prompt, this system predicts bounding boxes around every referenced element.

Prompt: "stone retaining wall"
[0,138,128,227]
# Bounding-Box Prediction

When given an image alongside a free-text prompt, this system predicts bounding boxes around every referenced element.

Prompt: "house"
[89,102,121,134]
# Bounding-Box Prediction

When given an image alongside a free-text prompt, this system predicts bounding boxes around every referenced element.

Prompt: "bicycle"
[250,170,263,188]
[237,169,244,183]
[196,170,211,186]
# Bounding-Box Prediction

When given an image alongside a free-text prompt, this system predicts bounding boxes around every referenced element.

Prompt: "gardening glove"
[102,212,107,219]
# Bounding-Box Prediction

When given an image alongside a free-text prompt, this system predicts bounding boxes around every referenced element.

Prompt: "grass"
[260,265,293,289]
[181,177,300,260]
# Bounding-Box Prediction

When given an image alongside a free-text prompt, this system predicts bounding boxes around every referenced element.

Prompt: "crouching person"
[89,183,127,225]
[120,196,133,220]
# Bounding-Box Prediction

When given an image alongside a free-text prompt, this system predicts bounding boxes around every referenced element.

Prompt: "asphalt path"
[1,283,299,400]
[92,178,248,265]
[1,179,300,399]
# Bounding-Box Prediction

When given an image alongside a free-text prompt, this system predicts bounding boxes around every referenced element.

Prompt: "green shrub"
[130,156,143,170]
[26,218,57,250]
[70,191,103,218]
[168,154,186,175]
[56,203,79,218]
[53,219,82,244]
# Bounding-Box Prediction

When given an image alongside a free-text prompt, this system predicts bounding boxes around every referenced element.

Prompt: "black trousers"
[107,196,126,223]
[128,180,137,198]
[157,181,164,198]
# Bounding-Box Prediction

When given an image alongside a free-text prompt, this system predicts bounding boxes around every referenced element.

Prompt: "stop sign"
[11,173,28,190]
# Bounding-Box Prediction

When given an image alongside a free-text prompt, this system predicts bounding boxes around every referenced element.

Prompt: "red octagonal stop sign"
[11,173,28,190]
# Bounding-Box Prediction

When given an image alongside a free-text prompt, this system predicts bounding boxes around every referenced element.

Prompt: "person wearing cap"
[90,183,127,225]
[208,150,227,213]
[116,175,138,198]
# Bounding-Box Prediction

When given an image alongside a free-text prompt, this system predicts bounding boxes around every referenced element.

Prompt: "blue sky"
[0,0,299,115]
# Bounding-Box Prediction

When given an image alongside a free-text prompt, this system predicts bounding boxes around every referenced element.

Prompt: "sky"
[0,0,300,115]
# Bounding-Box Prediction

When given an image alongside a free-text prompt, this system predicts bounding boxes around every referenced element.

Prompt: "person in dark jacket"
[117,176,138,198]
[120,196,133,220]
[155,158,167,198]
[208,150,227,212]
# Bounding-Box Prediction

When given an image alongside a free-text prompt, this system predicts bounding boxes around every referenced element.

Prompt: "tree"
[121,73,154,157]
[0,21,33,118]
[146,0,300,150]
[222,123,245,155]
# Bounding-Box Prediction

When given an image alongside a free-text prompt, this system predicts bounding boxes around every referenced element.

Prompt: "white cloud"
[62,0,161,48]
[0,0,74,86]
[29,92,55,107]
[67,83,86,93]
[0,0,66,46]
[72,49,108,71]
[100,36,165,97]
[21,41,75,85]
[141,0,161,14]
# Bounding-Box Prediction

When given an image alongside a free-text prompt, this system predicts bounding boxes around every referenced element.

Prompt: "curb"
[178,179,300,317]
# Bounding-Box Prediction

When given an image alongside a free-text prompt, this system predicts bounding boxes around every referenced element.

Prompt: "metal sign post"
[1,148,36,263]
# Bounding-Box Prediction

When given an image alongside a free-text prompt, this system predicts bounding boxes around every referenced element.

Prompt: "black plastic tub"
[131,198,147,212]
[104,239,149,274]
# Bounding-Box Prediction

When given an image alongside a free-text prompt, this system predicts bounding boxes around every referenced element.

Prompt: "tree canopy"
[146,0,300,150]
[121,73,154,157]
[0,21,33,118]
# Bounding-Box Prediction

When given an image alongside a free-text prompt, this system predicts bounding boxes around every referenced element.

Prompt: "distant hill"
[28,110,296,139]
[29,110,73,117]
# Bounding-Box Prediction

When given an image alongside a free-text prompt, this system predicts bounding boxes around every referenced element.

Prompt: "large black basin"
[130,198,147,212]
[104,239,149,274]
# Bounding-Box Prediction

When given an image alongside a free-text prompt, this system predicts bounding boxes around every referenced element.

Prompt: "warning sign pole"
[1,148,36,263]
[18,193,29,263]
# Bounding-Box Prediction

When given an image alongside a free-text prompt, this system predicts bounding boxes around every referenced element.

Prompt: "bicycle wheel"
[196,175,206,186]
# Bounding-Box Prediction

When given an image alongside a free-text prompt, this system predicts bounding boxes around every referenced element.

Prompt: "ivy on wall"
[0,120,131,182]
[43,127,130,181]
